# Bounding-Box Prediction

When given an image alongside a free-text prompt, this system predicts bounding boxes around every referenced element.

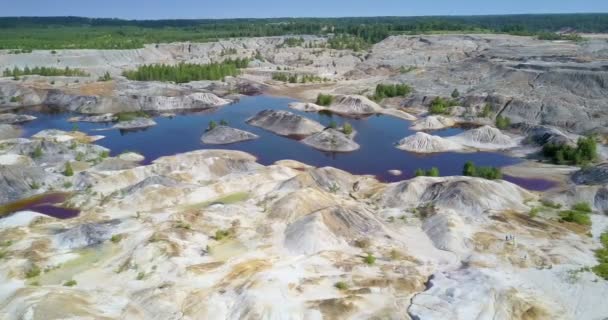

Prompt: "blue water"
[20,95,526,184]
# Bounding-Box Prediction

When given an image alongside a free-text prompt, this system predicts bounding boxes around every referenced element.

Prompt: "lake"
[20,95,546,189]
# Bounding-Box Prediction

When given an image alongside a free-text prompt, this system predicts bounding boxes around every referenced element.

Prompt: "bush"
[98,71,112,81]
[342,123,353,135]
[116,111,149,122]
[559,210,591,226]
[327,121,337,129]
[25,266,41,278]
[462,161,502,180]
[316,93,333,106]
[372,83,412,101]
[429,97,457,115]
[31,146,43,159]
[593,231,608,280]
[207,120,217,131]
[495,115,511,129]
[364,253,376,265]
[542,136,597,166]
[63,162,74,176]
[529,207,540,218]
[334,281,349,290]
[479,103,492,118]
[572,202,592,213]
[541,200,562,209]
[63,280,77,287]
[111,234,123,243]
[414,167,440,177]
[215,229,231,241]
[451,88,460,98]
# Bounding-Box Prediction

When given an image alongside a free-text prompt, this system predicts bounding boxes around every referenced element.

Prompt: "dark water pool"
[19,95,546,188]
[0,192,80,219]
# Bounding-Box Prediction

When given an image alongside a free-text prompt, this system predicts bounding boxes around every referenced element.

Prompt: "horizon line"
[1,12,607,21]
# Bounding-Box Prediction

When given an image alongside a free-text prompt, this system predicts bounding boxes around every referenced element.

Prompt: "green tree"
[463,161,476,176]
[316,94,333,106]
[63,162,74,176]
[342,123,353,135]
[207,120,217,131]
[495,115,511,130]
[451,88,460,98]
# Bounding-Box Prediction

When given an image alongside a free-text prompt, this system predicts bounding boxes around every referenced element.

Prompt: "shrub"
[451,88,460,98]
[529,207,540,218]
[363,253,376,265]
[136,272,145,280]
[219,119,228,126]
[334,281,349,290]
[316,93,333,106]
[215,229,231,241]
[342,123,353,135]
[30,182,40,190]
[25,266,41,278]
[542,136,597,166]
[572,202,592,213]
[372,83,412,101]
[63,162,74,176]
[207,120,217,131]
[559,210,591,226]
[63,280,77,287]
[479,103,492,118]
[75,152,84,161]
[593,231,608,279]
[462,161,502,180]
[100,151,110,159]
[429,97,457,115]
[111,234,123,243]
[414,169,426,177]
[427,167,440,177]
[327,121,337,129]
[98,71,112,81]
[541,200,562,209]
[116,111,149,122]
[495,115,511,129]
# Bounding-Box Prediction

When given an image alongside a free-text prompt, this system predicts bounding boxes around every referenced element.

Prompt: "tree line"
[3,66,89,77]
[0,14,606,50]
[122,58,249,83]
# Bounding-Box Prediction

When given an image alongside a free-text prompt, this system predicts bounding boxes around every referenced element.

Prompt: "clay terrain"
[1,33,608,320]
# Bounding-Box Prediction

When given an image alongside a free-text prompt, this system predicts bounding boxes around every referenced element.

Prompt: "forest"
[0,14,606,50]
[121,58,249,83]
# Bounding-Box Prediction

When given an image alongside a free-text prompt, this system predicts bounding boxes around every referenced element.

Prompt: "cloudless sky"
[2,0,607,19]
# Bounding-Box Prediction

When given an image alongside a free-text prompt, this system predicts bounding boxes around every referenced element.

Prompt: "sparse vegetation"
[462,161,502,180]
[479,103,492,118]
[495,115,511,130]
[542,136,598,166]
[207,120,217,131]
[593,230,608,280]
[25,265,41,278]
[559,203,593,226]
[429,97,458,115]
[116,111,149,122]
[371,83,412,101]
[316,93,333,106]
[98,71,112,81]
[414,167,440,177]
[327,121,337,129]
[136,272,145,280]
[31,146,43,159]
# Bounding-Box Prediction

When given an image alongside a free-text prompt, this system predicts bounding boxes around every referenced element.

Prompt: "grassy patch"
[559,203,593,226]
[334,281,349,290]
[116,111,149,122]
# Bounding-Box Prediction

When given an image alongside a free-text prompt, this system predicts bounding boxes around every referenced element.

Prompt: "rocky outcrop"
[288,102,326,112]
[572,163,608,185]
[112,118,157,130]
[449,125,518,149]
[326,95,380,116]
[396,132,462,153]
[0,124,21,140]
[301,128,360,152]
[68,113,117,123]
[0,113,36,124]
[410,115,456,131]
[246,109,324,137]
[200,126,259,145]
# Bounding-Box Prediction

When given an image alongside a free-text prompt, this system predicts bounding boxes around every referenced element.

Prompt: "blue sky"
[2,0,607,19]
